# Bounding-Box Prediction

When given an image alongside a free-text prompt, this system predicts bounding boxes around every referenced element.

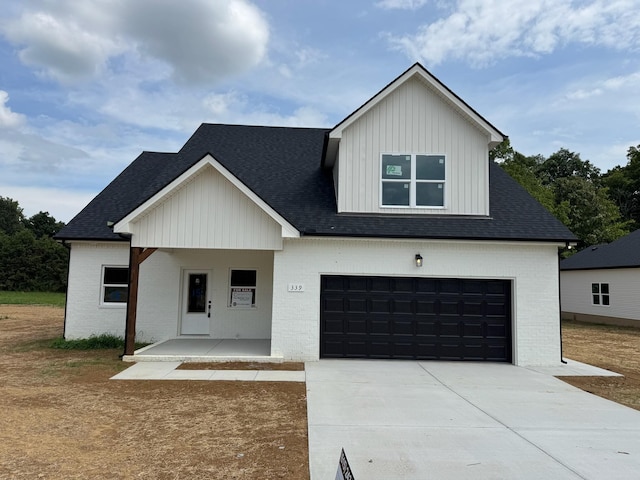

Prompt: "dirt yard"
[0,305,309,479]
[561,320,640,411]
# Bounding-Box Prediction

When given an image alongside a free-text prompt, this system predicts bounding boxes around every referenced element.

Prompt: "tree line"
[492,141,639,250]
[0,197,68,292]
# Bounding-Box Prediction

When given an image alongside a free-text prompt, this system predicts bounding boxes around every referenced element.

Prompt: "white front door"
[181,269,212,335]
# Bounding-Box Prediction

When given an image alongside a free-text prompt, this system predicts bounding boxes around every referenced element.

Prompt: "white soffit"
[114,154,300,238]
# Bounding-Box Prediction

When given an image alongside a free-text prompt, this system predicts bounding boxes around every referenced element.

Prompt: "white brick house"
[56,64,576,366]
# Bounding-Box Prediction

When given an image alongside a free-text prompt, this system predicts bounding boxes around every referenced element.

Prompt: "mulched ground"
[178,361,305,371]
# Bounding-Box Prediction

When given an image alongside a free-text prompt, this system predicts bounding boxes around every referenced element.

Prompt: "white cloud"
[386,0,640,67]
[0,185,96,223]
[119,0,269,85]
[0,91,25,127]
[3,8,124,84]
[375,0,429,10]
[562,71,640,106]
[1,0,269,85]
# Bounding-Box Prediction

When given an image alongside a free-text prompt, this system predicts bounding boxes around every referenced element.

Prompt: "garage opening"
[320,275,512,362]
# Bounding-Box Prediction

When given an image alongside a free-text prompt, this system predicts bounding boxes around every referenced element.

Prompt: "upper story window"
[591,283,610,306]
[381,154,445,207]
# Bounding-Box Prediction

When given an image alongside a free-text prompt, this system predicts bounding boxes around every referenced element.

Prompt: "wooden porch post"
[124,245,157,356]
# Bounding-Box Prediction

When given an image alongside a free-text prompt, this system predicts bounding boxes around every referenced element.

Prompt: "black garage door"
[320,275,512,362]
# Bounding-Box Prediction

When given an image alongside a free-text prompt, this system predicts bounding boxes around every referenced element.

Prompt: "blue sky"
[1,0,639,222]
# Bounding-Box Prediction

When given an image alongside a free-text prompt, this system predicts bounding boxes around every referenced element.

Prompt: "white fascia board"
[114,154,300,238]
[329,64,504,146]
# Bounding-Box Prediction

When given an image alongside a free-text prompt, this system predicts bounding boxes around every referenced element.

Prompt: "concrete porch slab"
[123,338,279,363]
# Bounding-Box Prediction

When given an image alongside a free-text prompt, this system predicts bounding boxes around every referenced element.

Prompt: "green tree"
[24,211,65,238]
[602,145,640,228]
[494,143,630,249]
[552,177,630,246]
[537,148,601,185]
[0,196,25,235]
[0,229,68,292]
[499,152,555,213]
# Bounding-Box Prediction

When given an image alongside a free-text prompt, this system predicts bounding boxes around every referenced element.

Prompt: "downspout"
[558,244,567,364]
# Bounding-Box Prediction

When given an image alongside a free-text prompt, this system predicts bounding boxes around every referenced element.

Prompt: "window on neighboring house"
[591,283,610,306]
[381,154,445,207]
[229,269,257,308]
[102,266,129,304]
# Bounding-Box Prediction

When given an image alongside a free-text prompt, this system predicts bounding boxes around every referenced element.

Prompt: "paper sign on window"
[231,288,253,308]
[386,165,402,176]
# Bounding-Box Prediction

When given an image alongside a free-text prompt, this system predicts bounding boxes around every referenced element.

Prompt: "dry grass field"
[0,305,309,479]
[561,320,640,411]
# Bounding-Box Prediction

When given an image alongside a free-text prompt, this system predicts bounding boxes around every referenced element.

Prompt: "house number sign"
[288,283,305,292]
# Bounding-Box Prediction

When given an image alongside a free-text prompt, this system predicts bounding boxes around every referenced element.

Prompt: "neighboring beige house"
[55,63,576,366]
[561,229,640,327]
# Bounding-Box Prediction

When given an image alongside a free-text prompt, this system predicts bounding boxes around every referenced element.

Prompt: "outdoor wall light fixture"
[415,254,423,267]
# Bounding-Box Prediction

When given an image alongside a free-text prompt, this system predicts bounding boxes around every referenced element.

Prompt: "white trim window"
[591,282,610,306]
[102,266,129,304]
[381,154,445,207]
[229,269,257,308]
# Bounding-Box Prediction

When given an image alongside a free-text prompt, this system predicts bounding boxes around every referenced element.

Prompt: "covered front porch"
[123,338,278,363]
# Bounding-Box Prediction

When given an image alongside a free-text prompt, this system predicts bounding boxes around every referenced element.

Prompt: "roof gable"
[114,154,299,241]
[324,63,505,168]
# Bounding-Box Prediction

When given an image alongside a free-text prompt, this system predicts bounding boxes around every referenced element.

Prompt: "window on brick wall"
[102,266,129,304]
[591,282,610,306]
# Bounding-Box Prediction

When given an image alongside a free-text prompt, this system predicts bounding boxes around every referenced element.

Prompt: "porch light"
[415,254,423,267]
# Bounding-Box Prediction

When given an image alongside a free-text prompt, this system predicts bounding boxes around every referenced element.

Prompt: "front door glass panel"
[188,274,207,313]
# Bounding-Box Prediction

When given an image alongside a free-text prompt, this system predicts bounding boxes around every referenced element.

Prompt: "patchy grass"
[51,334,149,351]
[0,291,66,307]
[51,334,125,350]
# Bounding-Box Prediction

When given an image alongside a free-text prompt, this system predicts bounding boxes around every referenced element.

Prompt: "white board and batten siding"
[129,166,283,250]
[561,269,640,323]
[337,76,490,216]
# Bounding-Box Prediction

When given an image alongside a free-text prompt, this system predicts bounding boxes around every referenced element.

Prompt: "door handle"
[207,300,211,318]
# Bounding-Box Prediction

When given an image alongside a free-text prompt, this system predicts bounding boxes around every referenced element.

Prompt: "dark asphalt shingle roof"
[55,123,576,243]
[560,229,640,270]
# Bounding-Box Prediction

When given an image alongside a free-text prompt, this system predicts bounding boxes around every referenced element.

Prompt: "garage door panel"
[392,320,413,335]
[347,277,368,292]
[369,318,391,334]
[416,300,436,314]
[369,298,389,313]
[320,276,512,362]
[347,298,367,313]
[370,277,391,292]
[439,301,460,315]
[392,278,414,292]
[322,296,345,312]
[392,299,413,314]
[416,278,438,293]
[416,321,438,336]
[346,318,367,334]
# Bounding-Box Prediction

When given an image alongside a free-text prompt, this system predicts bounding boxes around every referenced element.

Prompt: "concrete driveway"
[306,360,640,480]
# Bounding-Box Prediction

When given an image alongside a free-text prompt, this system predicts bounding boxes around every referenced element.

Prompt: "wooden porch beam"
[124,247,157,356]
